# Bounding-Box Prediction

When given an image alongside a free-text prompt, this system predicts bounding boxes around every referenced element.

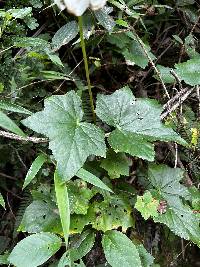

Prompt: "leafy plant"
[0,0,200,266]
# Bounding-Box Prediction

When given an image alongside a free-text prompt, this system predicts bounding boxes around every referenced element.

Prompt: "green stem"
[54,170,70,249]
[78,16,96,124]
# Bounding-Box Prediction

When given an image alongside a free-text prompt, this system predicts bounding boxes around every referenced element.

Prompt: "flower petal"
[90,0,107,10]
[63,0,90,16]
[54,0,66,10]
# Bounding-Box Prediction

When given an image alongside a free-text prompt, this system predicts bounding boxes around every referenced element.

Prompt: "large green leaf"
[96,87,186,161]
[22,91,106,181]
[101,149,130,179]
[154,199,200,247]
[0,111,25,136]
[147,164,200,246]
[175,57,200,86]
[9,233,62,267]
[102,230,142,267]
[148,164,189,202]
[23,154,47,189]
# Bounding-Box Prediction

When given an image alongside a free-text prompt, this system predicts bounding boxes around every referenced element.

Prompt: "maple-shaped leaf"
[22,91,106,181]
[148,164,200,247]
[154,198,200,247]
[148,164,189,202]
[96,87,186,161]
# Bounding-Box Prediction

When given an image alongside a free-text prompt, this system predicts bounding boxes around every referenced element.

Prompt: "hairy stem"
[78,16,96,123]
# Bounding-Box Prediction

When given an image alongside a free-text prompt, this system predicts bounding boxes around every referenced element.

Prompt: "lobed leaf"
[22,91,106,181]
[96,87,186,161]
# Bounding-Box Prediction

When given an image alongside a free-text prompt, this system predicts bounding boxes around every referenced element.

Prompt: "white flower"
[54,0,107,16]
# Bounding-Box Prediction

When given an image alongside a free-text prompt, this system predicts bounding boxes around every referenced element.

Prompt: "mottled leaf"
[19,200,62,234]
[68,179,95,215]
[94,7,115,32]
[135,191,159,220]
[52,21,79,51]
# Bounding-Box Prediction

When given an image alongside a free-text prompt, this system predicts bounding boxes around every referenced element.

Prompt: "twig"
[161,87,194,120]
[0,131,48,143]
[132,29,170,99]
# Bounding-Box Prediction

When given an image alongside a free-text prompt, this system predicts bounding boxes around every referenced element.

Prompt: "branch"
[0,131,48,143]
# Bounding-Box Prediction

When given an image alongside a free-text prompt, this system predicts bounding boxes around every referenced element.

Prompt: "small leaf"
[88,194,134,232]
[54,171,70,248]
[22,91,106,181]
[68,179,95,215]
[70,230,95,261]
[0,110,25,136]
[0,193,5,209]
[0,101,32,115]
[94,7,115,32]
[135,191,159,220]
[0,252,9,265]
[175,57,200,86]
[155,65,175,84]
[48,54,64,67]
[76,168,113,192]
[9,7,32,19]
[23,154,47,189]
[102,230,142,267]
[101,149,130,179]
[52,21,79,51]
[9,233,62,267]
